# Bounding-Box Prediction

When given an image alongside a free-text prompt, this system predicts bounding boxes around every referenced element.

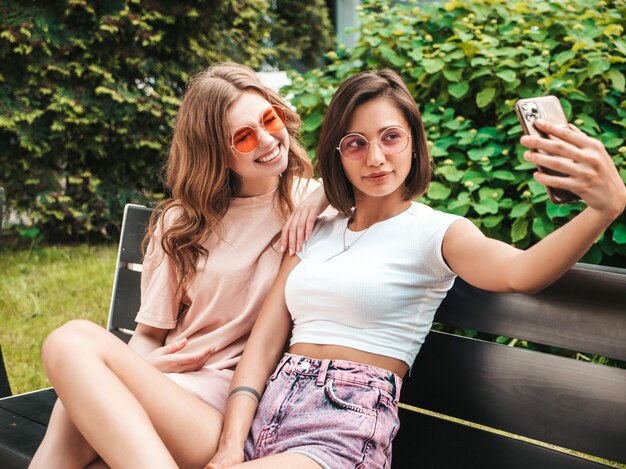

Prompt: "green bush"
[284,0,626,266]
[0,0,333,243]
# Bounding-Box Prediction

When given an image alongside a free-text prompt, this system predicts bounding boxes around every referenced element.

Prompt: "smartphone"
[515,95,578,204]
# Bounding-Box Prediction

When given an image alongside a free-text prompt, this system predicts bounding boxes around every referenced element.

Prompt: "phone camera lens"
[521,102,539,121]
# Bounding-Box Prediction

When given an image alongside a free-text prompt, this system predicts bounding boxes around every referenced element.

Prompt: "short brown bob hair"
[317,69,431,216]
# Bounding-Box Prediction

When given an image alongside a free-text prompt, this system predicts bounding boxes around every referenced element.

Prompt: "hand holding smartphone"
[515,96,578,204]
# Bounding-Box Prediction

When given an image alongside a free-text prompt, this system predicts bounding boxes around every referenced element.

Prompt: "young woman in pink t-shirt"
[30,63,327,468]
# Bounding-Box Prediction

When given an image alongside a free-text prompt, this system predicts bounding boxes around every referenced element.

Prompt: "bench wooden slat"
[406,330,626,464]
[0,389,56,426]
[117,204,153,265]
[0,346,11,398]
[109,268,142,332]
[106,204,152,337]
[393,409,608,469]
[0,408,45,469]
[436,264,626,362]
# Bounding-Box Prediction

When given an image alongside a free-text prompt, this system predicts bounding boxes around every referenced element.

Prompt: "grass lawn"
[0,244,117,394]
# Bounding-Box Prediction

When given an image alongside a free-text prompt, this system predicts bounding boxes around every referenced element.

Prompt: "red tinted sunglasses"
[230,105,287,154]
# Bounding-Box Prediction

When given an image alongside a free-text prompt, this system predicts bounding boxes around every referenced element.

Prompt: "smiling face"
[227,92,290,196]
[340,97,413,205]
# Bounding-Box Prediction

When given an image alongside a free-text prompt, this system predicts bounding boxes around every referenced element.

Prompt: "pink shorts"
[165,366,233,414]
[245,353,402,468]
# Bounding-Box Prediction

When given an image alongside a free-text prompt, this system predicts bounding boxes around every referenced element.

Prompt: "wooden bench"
[0,204,624,468]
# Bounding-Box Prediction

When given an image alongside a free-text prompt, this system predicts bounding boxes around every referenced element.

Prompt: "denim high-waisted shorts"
[244,353,402,468]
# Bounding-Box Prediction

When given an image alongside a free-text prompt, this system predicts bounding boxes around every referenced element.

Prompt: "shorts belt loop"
[270,353,291,380]
[393,374,402,402]
[316,359,330,386]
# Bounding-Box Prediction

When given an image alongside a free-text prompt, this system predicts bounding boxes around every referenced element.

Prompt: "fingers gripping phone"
[515,96,578,204]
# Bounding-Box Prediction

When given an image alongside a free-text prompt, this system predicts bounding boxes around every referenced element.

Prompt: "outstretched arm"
[207,254,300,468]
[443,120,626,293]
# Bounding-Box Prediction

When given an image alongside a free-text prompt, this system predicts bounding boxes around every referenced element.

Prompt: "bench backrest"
[396,266,626,468]
[107,204,153,342]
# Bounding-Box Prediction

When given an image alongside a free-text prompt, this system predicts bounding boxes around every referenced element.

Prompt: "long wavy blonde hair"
[145,63,312,291]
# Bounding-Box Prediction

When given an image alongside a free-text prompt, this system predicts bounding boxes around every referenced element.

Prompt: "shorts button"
[300,361,311,370]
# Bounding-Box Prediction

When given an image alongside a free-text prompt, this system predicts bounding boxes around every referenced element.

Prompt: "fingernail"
[297,244,301,251]
[289,248,294,256]
[280,244,285,252]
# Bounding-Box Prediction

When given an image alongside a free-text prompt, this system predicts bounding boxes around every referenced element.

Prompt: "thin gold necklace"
[323,204,412,263]
[323,222,371,262]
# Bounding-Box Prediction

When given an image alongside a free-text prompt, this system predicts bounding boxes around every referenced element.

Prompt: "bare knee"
[42,320,105,379]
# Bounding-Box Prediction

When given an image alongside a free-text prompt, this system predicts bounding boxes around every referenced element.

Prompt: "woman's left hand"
[205,443,244,469]
[280,183,329,256]
[520,119,626,219]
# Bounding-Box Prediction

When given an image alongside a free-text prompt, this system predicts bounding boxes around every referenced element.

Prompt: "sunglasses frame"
[230,104,287,154]
[336,126,411,160]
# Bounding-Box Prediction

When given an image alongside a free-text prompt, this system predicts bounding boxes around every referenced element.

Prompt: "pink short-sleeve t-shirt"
[135,178,320,412]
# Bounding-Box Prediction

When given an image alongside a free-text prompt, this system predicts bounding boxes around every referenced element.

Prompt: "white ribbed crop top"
[285,202,462,367]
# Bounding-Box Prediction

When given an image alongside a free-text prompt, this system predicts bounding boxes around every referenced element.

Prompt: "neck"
[235,176,280,198]
[350,194,411,231]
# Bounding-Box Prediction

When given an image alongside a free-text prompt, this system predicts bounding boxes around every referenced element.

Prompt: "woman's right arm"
[207,254,300,468]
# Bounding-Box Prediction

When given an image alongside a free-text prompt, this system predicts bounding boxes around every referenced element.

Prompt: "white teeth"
[257,146,280,163]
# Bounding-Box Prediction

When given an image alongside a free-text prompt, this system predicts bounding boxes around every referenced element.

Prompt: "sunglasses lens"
[339,134,368,160]
[232,127,259,153]
[380,127,409,154]
[263,106,286,133]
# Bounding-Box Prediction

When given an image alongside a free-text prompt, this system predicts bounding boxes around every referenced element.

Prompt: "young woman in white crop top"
[208,68,626,468]
[29,63,330,468]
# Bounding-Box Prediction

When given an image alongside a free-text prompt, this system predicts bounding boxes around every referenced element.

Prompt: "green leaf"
[423,59,445,74]
[496,335,510,344]
[532,216,555,239]
[482,215,503,228]
[606,69,625,92]
[546,203,578,219]
[427,182,452,200]
[588,59,610,78]
[510,203,530,218]
[476,88,496,108]
[303,111,323,130]
[437,165,464,182]
[448,82,469,99]
[462,171,487,186]
[472,198,498,215]
[298,94,318,107]
[479,187,503,201]
[496,69,516,83]
[443,68,463,82]
[614,39,626,56]
[511,218,529,243]
[613,224,626,244]
[603,137,624,149]
[554,50,576,66]
[468,148,485,161]
[492,170,516,181]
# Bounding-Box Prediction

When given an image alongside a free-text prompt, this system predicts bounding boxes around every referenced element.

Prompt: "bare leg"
[40,320,224,469]
[29,399,98,469]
